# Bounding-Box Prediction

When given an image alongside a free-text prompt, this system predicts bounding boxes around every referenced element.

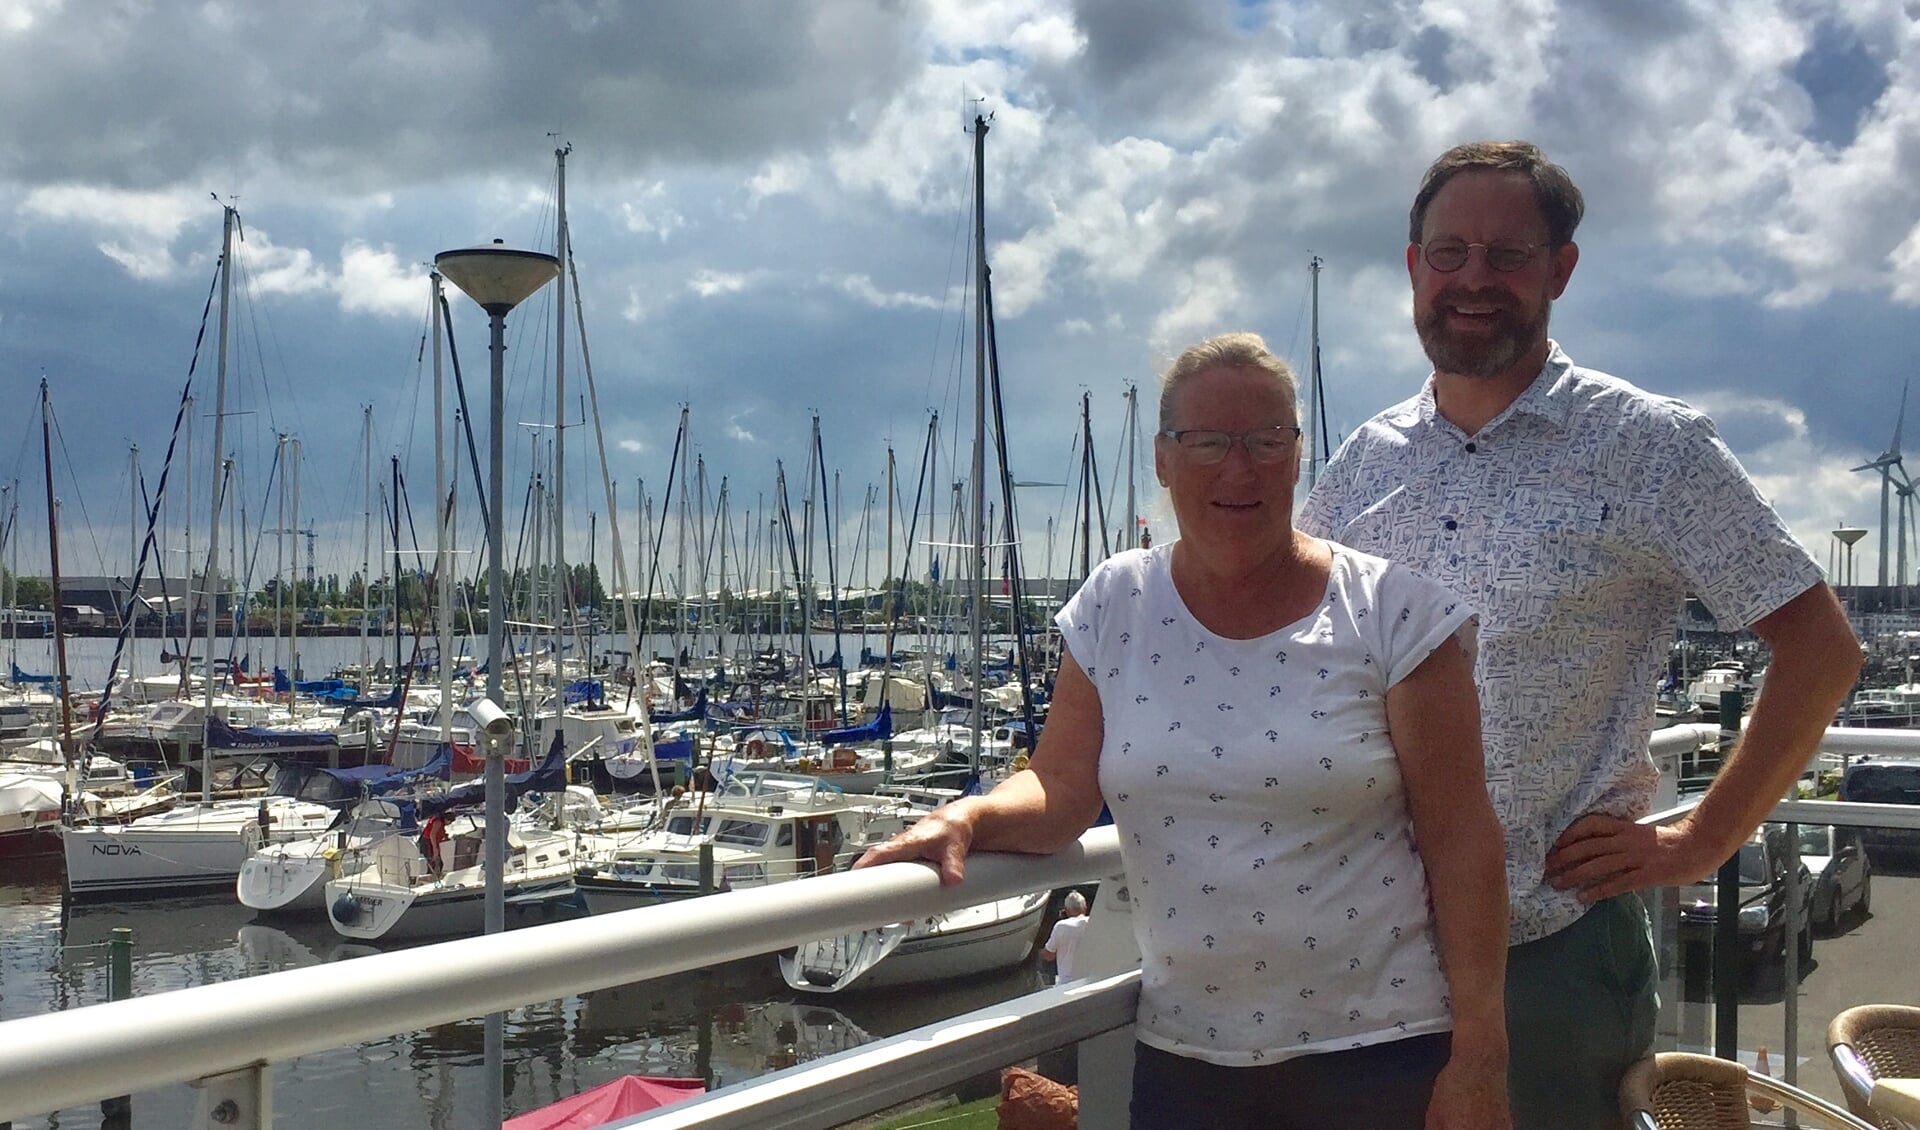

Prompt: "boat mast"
[359,406,372,687]
[552,143,571,673]
[39,381,75,766]
[1122,383,1140,548]
[969,111,989,775]
[288,438,301,705]
[433,270,454,743]
[274,433,288,680]
[1305,255,1324,490]
[127,446,138,645]
[201,202,238,803]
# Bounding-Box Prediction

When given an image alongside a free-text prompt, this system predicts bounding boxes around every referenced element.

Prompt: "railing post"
[699,841,716,895]
[1713,688,1746,1060]
[189,1065,270,1130]
[101,927,133,1125]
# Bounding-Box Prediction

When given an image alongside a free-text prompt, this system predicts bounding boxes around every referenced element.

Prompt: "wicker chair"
[1621,1052,1877,1129]
[1830,1004,1920,1130]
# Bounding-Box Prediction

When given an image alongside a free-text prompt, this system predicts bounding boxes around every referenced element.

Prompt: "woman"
[855,333,1509,1129]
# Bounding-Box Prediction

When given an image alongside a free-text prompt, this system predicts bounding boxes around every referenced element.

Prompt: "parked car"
[1679,825,1813,978]
[1794,824,1870,934]
[1839,757,1920,865]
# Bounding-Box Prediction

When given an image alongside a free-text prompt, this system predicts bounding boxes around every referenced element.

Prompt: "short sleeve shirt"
[1299,344,1824,943]
[1057,541,1477,1065]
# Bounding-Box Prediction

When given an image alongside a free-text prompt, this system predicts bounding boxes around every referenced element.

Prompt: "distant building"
[41,576,227,627]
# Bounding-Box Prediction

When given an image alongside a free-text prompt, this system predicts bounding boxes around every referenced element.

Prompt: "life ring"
[744,737,767,759]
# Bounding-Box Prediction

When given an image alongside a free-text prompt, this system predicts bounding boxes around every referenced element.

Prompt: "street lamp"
[434,239,558,1130]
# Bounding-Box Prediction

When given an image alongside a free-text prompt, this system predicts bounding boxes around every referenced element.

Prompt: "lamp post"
[434,239,558,1129]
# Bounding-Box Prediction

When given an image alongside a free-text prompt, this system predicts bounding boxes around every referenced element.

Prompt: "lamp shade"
[1834,528,1869,547]
[435,241,560,314]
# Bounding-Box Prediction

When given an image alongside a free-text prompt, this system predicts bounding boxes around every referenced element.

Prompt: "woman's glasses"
[1158,427,1301,465]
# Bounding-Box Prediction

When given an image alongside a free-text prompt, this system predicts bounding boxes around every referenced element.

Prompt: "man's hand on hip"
[1545,813,1713,902]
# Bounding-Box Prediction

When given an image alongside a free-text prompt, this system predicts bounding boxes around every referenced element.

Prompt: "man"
[1042,889,1090,985]
[1299,140,1862,1128]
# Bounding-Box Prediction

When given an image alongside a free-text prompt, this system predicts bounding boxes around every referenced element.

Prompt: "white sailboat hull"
[63,799,334,898]
[782,890,1048,993]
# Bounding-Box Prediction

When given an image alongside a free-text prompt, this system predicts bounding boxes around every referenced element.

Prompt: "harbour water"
[1,632,1048,1128]
[0,853,1046,1127]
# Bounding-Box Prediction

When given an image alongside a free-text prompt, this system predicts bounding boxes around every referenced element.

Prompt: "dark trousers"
[1129,1033,1451,1129]
[1506,893,1659,1130]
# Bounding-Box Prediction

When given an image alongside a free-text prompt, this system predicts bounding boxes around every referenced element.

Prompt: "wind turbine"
[1852,379,1911,589]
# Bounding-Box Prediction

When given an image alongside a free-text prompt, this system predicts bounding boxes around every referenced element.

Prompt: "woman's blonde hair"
[1158,332,1297,431]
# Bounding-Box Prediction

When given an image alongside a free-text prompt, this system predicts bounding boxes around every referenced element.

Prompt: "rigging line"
[437,291,492,535]
[229,250,286,438]
[233,441,285,629]
[45,399,113,584]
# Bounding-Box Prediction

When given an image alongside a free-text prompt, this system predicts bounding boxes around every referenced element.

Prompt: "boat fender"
[331,892,362,925]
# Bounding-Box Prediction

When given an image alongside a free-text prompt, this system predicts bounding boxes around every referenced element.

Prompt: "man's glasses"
[1420,238,1542,273]
[1158,427,1301,464]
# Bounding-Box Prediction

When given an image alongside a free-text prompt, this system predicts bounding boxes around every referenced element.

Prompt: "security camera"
[468,697,516,738]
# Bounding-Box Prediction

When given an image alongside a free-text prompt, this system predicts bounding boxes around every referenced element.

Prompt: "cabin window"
[775,825,794,848]
[715,819,769,846]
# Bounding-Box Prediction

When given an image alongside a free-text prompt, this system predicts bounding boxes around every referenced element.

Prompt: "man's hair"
[1063,890,1089,914]
[1158,331,1297,432]
[1408,140,1585,247]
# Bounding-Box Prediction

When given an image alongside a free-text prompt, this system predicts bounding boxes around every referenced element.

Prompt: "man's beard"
[1415,290,1552,378]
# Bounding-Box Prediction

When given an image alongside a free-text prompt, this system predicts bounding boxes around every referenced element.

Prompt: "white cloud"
[823,271,941,310]
[20,184,201,279]
[338,242,424,318]
[687,269,753,298]
[618,180,686,241]
[747,156,809,203]
[1149,256,1244,353]
[618,438,644,453]
[724,417,756,443]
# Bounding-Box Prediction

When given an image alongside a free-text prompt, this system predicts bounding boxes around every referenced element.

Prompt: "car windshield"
[1795,826,1833,856]
[1844,765,1920,803]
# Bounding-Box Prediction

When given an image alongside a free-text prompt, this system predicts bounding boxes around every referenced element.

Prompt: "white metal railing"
[5,723,1920,1129]
[0,827,1123,1126]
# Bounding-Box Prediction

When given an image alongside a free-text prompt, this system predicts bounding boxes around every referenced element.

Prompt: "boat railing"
[9,724,1920,1129]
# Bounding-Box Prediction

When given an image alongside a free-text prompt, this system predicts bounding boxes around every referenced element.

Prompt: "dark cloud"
[0,2,924,192]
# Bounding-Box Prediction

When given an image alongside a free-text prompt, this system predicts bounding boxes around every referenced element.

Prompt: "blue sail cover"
[320,683,406,712]
[272,667,346,696]
[9,663,55,686]
[562,679,606,708]
[819,703,891,746]
[418,731,567,818]
[206,715,341,754]
[651,735,695,764]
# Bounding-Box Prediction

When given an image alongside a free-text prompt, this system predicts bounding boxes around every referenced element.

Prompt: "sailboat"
[779,113,1050,993]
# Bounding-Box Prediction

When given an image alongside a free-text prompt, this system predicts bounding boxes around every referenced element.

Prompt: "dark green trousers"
[1507,893,1659,1130]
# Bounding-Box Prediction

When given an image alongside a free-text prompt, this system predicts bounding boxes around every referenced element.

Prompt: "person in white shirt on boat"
[1042,890,1089,984]
[857,333,1509,1130]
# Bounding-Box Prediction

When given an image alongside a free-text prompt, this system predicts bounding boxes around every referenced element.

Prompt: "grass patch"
[854,1094,1000,1129]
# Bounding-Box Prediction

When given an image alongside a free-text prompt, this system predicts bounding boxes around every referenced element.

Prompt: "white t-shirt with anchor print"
[1057,541,1476,1066]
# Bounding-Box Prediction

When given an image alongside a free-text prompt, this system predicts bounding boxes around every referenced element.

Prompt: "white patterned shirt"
[1058,542,1475,1065]
[1299,343,1824,944]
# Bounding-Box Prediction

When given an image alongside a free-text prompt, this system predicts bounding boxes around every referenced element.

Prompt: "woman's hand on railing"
[849,802,975,886]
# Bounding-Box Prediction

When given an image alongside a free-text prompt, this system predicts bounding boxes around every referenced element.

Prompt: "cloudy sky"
[2,0,1917,605]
